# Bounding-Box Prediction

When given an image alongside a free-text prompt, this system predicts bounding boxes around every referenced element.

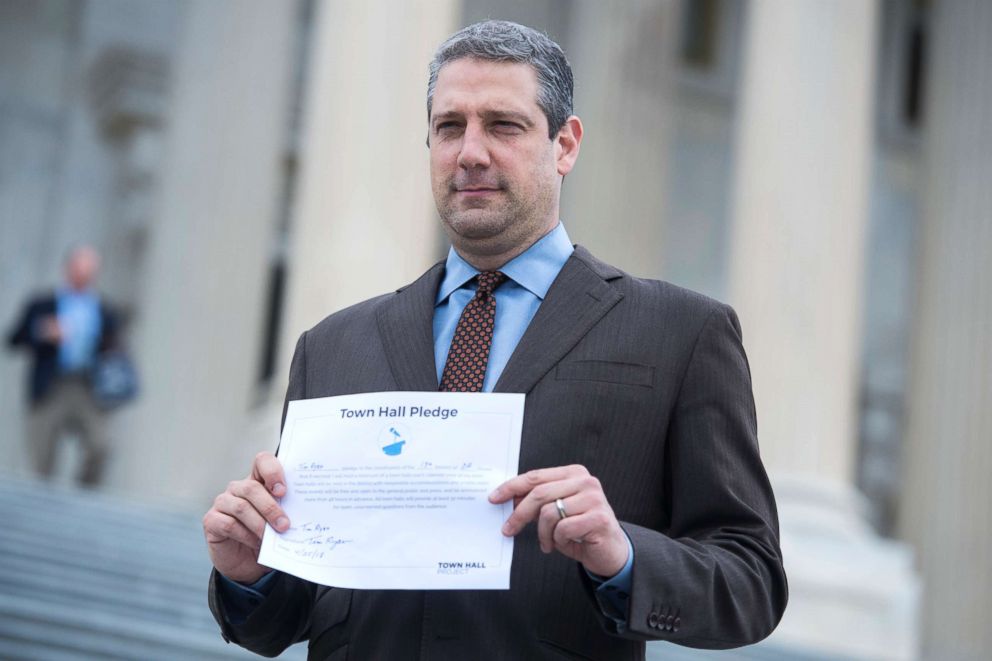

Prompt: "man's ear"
[555,116,583,176]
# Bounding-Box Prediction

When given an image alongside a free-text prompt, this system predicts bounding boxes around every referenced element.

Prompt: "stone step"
[0,529,206,589]
[0,479,197,530]
[0,473,305,660]
[0,595,262,660]
[0,490,206,547]
[0,557,211,630]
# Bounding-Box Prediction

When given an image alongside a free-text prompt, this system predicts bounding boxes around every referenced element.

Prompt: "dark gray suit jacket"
[209,246,787,660]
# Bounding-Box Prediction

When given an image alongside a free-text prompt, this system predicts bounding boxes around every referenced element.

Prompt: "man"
[7,245,119,485]
[204,21,787,660]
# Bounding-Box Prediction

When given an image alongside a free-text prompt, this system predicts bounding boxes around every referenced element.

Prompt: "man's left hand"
[490,464,629,578]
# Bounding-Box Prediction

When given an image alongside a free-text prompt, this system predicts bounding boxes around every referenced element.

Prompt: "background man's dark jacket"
[7,293,118,406]
[210,246,788,660]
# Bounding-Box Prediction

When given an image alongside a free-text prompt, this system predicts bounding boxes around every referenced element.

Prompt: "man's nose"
[457,124,491,169]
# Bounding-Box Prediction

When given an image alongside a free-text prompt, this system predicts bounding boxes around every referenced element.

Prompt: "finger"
[552,507,615,549]
[535,498,575,553]
[228,478,289,532]
[250,452,287,497]
[536,501,557,553]
[489,464,589,503]
[203,510,263,551]
[502,475,590,536]
[554,508,629,579]
[536,492,596,552]
[212,491,269,539]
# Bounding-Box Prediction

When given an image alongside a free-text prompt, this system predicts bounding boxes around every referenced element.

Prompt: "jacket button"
[666,614,675,630]
[648,612,659,628]
[673,616,681,632]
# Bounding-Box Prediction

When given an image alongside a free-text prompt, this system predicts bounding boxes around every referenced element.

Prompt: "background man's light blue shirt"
[55,288,102,372]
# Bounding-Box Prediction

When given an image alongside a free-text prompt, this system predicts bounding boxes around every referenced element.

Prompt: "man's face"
[429,58,563,262]
[65,247,100,291]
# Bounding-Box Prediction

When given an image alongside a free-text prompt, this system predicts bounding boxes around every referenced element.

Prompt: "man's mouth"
[454,186,501,197]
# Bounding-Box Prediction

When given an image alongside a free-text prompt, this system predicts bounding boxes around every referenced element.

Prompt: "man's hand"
[202,451,290,584]
[38,316,62,343]
[490,464,629,578]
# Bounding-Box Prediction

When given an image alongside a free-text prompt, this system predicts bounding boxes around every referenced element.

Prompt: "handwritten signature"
[283,522,354,550]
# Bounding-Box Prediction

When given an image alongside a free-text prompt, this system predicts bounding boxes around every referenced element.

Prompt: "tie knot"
[475,271,506,296]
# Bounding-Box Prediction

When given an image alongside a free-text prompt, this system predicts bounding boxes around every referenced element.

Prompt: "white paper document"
[258,391,525,590]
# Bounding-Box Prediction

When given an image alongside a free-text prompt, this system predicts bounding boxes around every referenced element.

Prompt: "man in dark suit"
[203,21,787,660]
[7,245,118,485]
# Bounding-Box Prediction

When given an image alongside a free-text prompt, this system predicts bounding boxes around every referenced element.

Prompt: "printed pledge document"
[258,391,524,590]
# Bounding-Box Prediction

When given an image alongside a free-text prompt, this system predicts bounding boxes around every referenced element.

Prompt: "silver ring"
[555,498,568,520]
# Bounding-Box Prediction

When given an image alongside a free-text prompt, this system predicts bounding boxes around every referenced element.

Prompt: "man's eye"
[494,122,523,133]
[436,122,460,133]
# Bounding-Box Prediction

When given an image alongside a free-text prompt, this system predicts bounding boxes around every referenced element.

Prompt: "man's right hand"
[202,451,290,584]
[39,316,62,343]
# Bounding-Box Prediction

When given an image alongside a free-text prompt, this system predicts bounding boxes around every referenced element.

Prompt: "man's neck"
[456,247,527,272]
[452,224,560,272]
[62,284,95,296]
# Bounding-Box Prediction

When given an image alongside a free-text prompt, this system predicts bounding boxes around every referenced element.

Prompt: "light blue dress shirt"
[433,221,574,391]
[219,224,635,629]
[55,288,102,373]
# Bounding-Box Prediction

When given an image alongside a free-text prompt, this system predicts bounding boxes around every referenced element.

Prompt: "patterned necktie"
[439,271,508,392]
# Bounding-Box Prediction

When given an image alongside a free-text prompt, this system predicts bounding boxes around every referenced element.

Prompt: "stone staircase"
[0,473,305,661]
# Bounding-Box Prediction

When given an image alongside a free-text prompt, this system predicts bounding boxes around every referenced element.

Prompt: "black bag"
[92,350,139,410]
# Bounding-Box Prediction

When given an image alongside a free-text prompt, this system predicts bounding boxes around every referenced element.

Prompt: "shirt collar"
[435,223,574,305]
[57,286,98,301]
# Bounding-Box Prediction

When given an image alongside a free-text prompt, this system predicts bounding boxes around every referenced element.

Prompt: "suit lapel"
[495,246,624,394]
[376,262,445,391]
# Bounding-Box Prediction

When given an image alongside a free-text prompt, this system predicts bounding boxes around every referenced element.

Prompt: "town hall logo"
[380,425,409,456]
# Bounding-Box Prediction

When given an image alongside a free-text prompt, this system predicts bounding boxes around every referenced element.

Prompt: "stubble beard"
[436,176,556,259]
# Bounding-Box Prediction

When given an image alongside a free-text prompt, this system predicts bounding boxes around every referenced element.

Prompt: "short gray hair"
[427,20,574,140]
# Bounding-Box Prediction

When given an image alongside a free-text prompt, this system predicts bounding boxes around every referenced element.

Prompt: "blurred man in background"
[7,244,119,485]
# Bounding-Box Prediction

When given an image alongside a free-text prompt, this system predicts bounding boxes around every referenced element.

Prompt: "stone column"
[108,0,298,503]
[561,0,679,279]
[730,1,875,483]
[727,2,918,658]
[278,0,458,367]
[899,2,992,659]
[88,48,168,312]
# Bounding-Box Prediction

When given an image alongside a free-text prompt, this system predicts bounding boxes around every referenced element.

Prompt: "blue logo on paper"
[382,427,407,456]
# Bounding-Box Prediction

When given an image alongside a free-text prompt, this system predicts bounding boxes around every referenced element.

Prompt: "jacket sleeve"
[600,303,788,648]
[207,331,321,656]
[7,301,47,350]
[208,569,317,657]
